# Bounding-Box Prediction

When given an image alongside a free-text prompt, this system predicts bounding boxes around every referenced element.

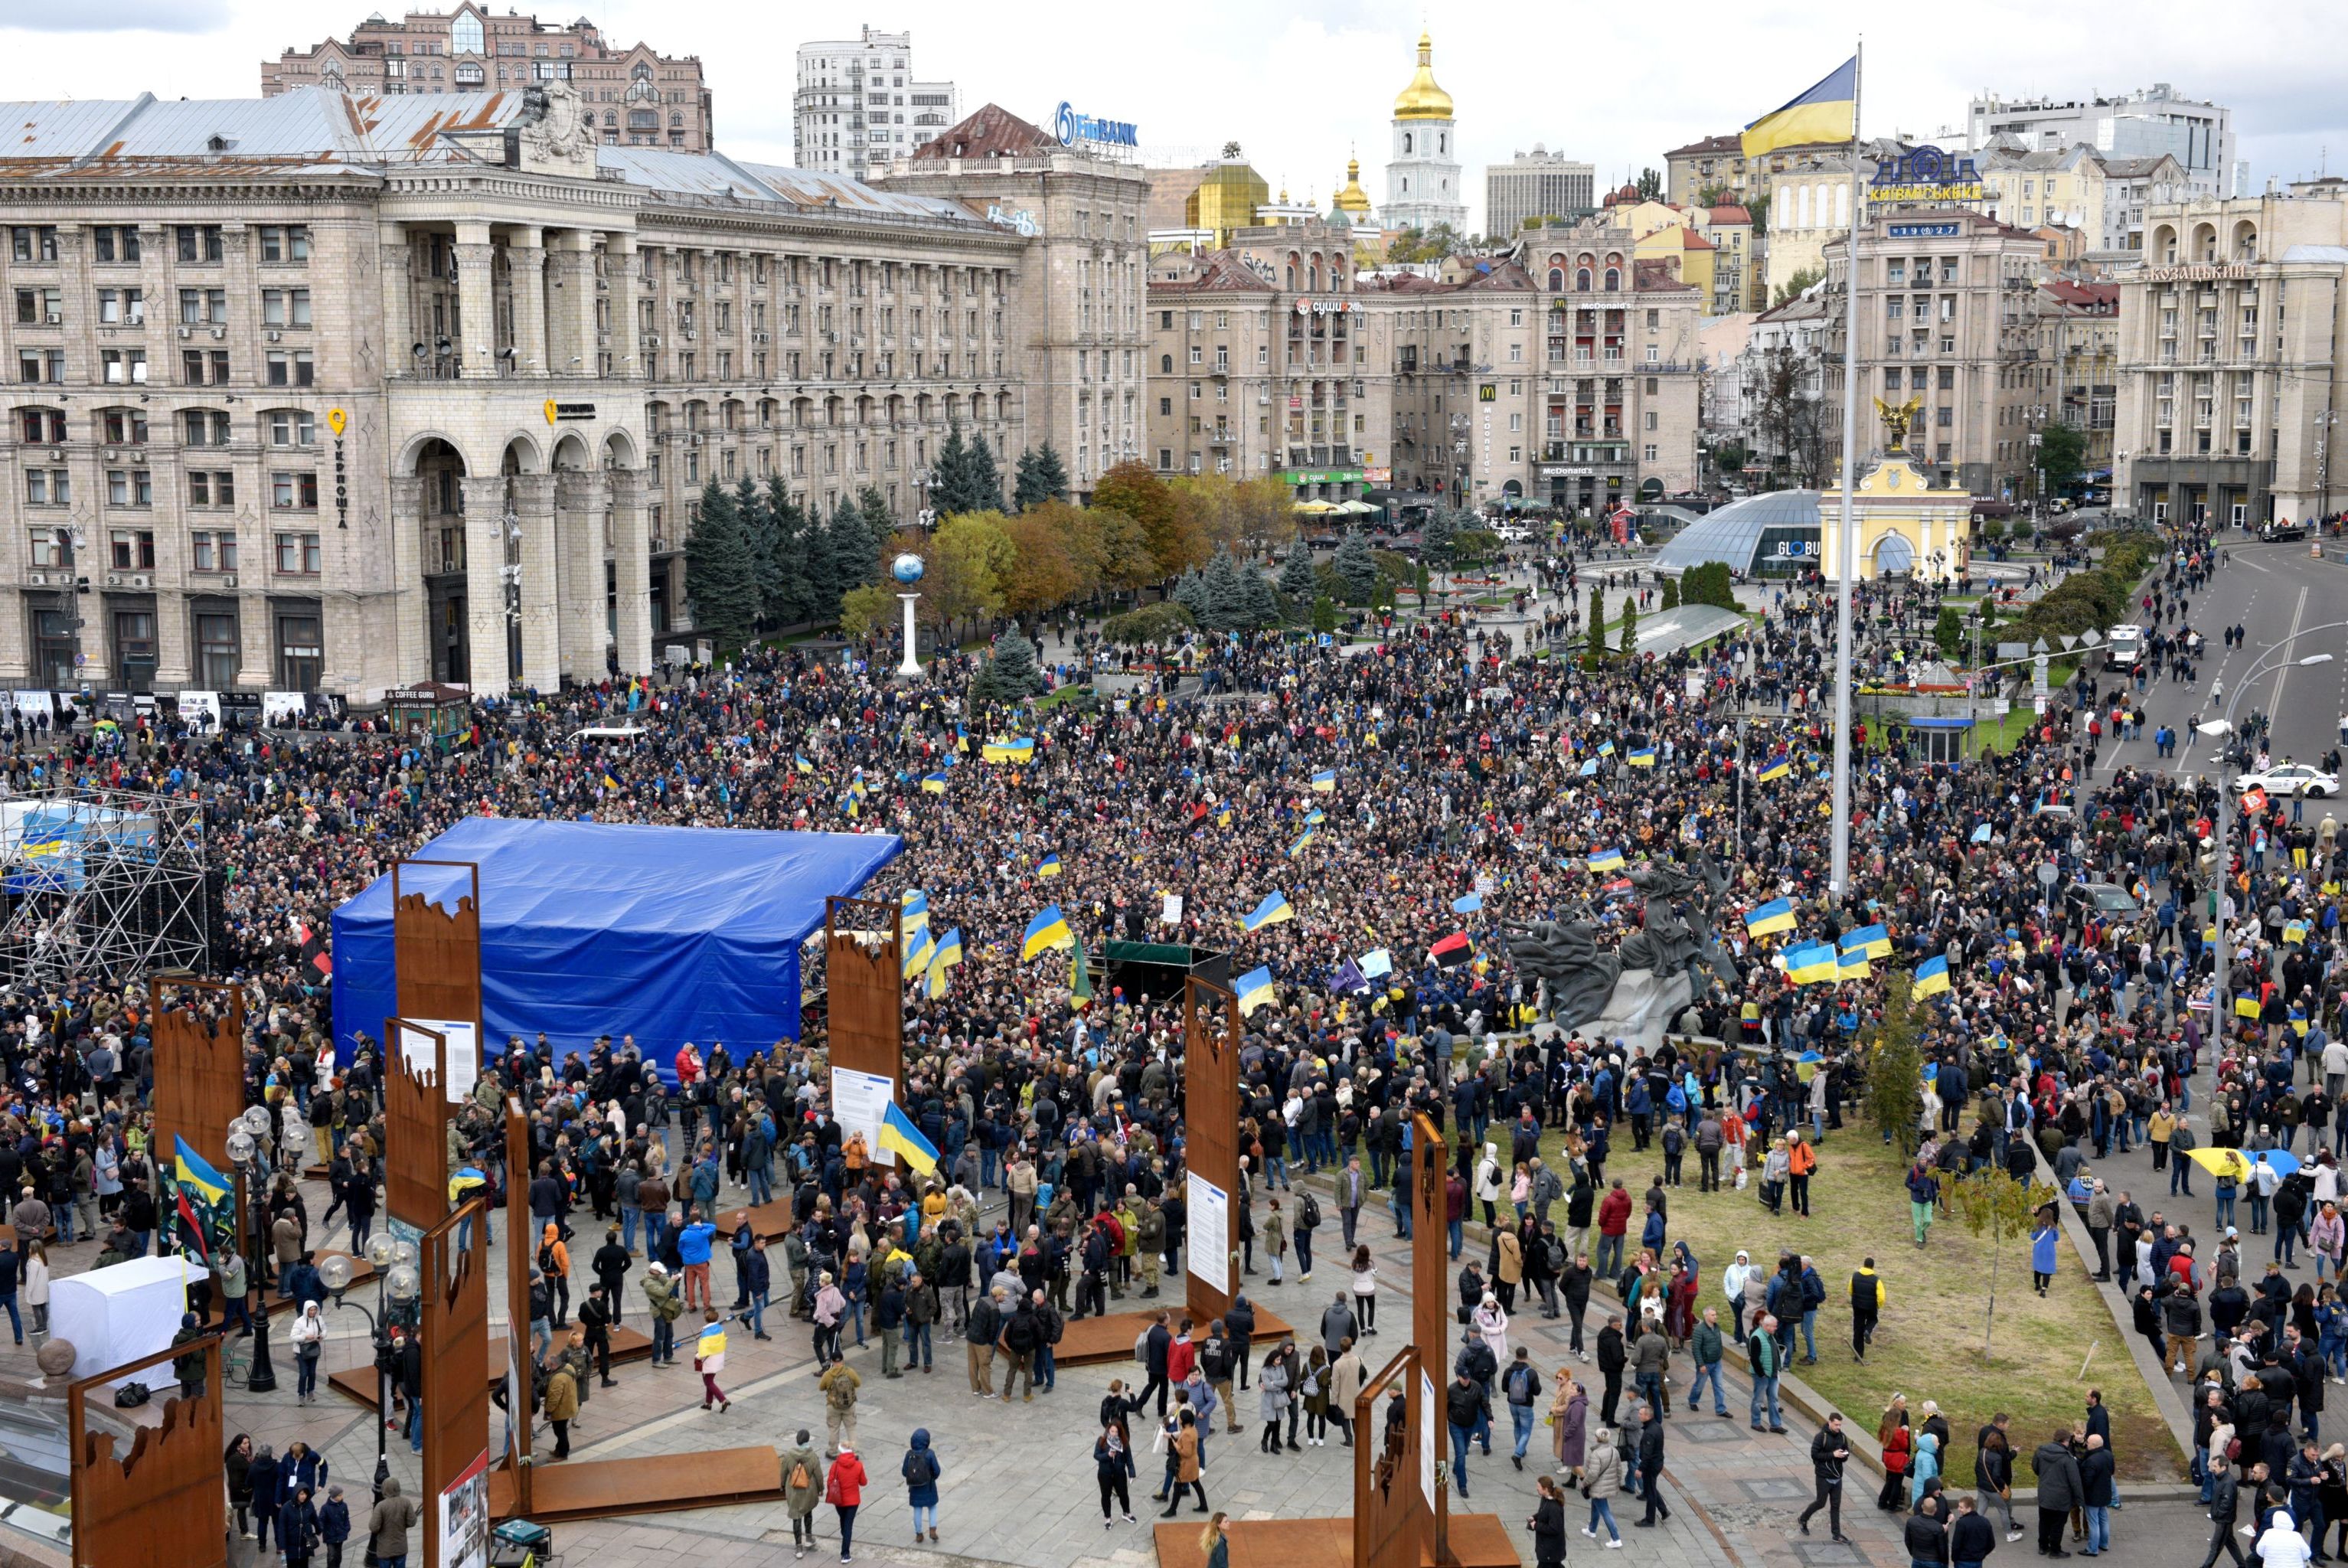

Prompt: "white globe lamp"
[891,553,926,678]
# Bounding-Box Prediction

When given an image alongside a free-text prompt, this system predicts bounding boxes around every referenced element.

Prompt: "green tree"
[837,582,895,642]
[2036,422,2088,498]
[1171,566,1209,623]
[931,423,972,514]
[965,430,1004,514]
[1634,167,1664,201]
[1587,585,1607,652]
[1659,575,1680,611]
[831,494,879,593]
[1934,604,1967,661]
[1201,549,1247,631]
[1866,972,1926,1160]
[1950,1166,2047,1361]
[1332,530,1378,605]
[970,628,1043,706]
[1102,601,1195,646]
[732,476,775,627]
[1012,445,1069,511]
[1241,564,1279,629]
[1277,540,1316,606]
[1420,508,1458,571]
[1747,191,1770,237]
[1095,461,1193,580]
[926,510,1015,639]
[1618,597,1640,655]
[857,485,896,569]
[1772,266,1823,306]
[1680,561,1738,611]
[1711,439,1750,477]
[684,479,761,649]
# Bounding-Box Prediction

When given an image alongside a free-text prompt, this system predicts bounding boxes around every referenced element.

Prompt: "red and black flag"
[294,917,331,978]
[1430,931,1474,969]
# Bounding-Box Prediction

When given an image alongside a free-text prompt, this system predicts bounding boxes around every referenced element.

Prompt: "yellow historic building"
[1820,428,1973,581]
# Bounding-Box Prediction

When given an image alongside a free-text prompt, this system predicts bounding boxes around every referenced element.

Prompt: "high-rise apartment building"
[1967,85,2242,198]
[1485,148,1595,239]
[263,5,712,149]
[795,27,958,180]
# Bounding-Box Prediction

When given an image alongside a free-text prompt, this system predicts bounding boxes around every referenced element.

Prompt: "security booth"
[1908,714,1974,764]
[382,683,472,751]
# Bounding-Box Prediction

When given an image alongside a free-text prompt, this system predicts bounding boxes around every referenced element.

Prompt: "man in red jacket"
[1595,1180,1634,1279]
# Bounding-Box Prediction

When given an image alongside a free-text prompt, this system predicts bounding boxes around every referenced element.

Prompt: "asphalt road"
[2085,536,2348,783]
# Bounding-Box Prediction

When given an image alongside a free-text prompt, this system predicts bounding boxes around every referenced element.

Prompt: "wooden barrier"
[421,1198,491,1568]
[147,978,245,1174]
[1182,975,1240,1329]
[67,1334,225,1568]
[382,1018,448,1233]
[823,894,903,1139]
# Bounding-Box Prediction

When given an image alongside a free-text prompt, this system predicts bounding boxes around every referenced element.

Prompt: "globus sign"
[1054,102,1138,149]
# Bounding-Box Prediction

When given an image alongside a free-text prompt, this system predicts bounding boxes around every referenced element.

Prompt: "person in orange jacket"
[1786,1134,1818,1219]
[537,1221,573,1328]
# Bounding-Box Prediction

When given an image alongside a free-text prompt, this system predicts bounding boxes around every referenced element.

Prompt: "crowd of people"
[9,512,2347,1566]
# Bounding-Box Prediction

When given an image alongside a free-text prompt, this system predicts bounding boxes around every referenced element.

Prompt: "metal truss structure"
[0,786,208,989]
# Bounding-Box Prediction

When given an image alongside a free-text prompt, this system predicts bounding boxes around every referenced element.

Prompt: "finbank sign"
[1054,101,1138,149]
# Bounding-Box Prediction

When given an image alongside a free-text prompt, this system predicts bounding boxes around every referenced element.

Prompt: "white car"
[2235,763,2340,798]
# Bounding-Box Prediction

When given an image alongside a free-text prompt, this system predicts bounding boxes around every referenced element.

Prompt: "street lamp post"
[890,552,926,678]
[224,1106,277,1393]
[322,1239,421,1501]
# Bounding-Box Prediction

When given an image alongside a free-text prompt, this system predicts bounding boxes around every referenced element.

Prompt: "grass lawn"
[1549,1125,2186,1486]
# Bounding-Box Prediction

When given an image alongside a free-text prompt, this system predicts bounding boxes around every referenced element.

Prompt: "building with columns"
[0,85,1058,700]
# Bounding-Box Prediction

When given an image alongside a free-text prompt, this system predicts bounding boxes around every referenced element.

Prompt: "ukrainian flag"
[174,1135,230,1206]
[1742,56,1859,158]
[983,737,1037,764]
[1842,923,1892,960]
[1288,828,1316,858]
[1757,753,1792,783]
[880,1100,941,1176]
[1785,942,1839,985]
[1311,769,1337,793]
[1837,947,1872,980]
[1038,852,1062,878]
[1597,740,1616,756]
[1216,800,1233,828]
[1744,897,1796,936]
[1586,847,1627,873]
[2236,995,2263,1019]
[795,755,815,774]
[1022,903,1074,959]
[2286,919,2309,944]
[1627,748,1656,769]
[931,926,963,971]
[1912,954,1951,998]
[921,773,949,795]
[900,890,929,934]
[903,923,937,980]
[1244,890,1295,932]
[1236,965,1278,1017]
[602,773,620,791]
[1305,809,1325,825]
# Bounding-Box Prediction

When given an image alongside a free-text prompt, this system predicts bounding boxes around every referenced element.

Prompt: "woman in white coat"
[1471,1291,1510,1366]
[23,1242,49,1338]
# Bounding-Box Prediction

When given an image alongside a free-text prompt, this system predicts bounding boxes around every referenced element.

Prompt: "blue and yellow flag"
[1597,740,1616,757]
[983,737,1037,765]
[174,1135,229,1206]
[1288,828,1316,858]
[795,755,815,774]
[900,890,929,934]
[1911,954,1951,998]
[1626,748,1656,769]
[1236,965,1278,1017]
[1742,56,1859,158]
[171,1135,232,1265]
[903,923,937,981]
[602,773,620,792]
[921,773,948,795]
[1757,753,1792,783]
[880,1100,941,1176]
[1586,847,1626,873]
[1785,942,1839,985]
[1841,923,1892,959]
[1744,897,1795,936]
[1837,947,1872,980]
[1037,852,1062,879]
[924,926,964,999]
[1243,890,1295,932]
[1311,769,1337,793]
[1305,809,1325,826]
[1021,903,1074,959]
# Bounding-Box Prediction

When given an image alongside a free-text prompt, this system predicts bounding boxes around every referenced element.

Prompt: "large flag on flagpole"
[171,1134,233,1266]
[1741,56,1859,157]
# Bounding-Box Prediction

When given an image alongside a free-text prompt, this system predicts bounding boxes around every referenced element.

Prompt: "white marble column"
[155,591,191,689]
[508,225,548,377]
[390,475,427,682]
[545,230,597,377]
[509,471,559,691]
[459,474,512,690]
[610,234,641,380]
[235,593,272,690]
[609,467,653,675]
[453,220,498,380]
[555,467,609,683]
[380,223,413,371]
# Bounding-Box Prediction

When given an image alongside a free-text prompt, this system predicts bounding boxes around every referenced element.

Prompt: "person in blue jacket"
[318,1483,351,1568]
[247,1443,284,1554]
[902,1427,942,1543]
[2031,1214,2060,1295]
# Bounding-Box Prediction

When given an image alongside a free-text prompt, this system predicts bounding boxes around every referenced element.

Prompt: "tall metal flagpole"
[1829,40,1865,897]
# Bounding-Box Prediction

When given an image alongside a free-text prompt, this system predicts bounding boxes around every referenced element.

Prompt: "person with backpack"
[538,1222,572,1329]
[1503,1346,1543,1469]
[900,1429,942,1544]
[825,1442,867,1564]
[1198,1320,1238,1432]
[643,1260,683,1367]
[1295,1189,1321,1283]
[781,1429,828,1559]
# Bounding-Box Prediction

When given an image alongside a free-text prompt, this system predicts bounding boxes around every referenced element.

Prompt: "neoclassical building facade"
[0,85,1105,699]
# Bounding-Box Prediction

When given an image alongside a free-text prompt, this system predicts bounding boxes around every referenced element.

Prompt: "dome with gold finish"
[1392,31,1454,122]
[1334,157,1374,217]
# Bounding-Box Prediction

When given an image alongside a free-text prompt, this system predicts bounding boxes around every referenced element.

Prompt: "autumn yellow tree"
[1095,461,1203,581]
[999,507,1086,619]
[1232,475,1298,560]
[1089,506,1160,599]
[924,510,1015,640]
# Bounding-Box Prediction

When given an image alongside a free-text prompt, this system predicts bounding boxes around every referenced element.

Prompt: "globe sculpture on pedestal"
[891,553,926,677]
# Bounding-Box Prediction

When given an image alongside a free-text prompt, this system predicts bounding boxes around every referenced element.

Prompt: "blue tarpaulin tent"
[330,818,900,1081]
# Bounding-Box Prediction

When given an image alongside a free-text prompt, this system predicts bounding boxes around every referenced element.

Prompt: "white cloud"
[1,1,2343,220]
[8,0,228,33]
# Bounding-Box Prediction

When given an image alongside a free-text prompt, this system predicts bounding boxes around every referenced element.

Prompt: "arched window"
[1834,181,1848,227]
[1403,132,1413,155]
[604,111,617,127]
[1796,185,1811,230]
[1159,354,1172,374]
[1438,133,1446,155]
[1603,268,1620,291]
[1284,266,1295,289]
[1308,263,1321,292]
[1548,268,1563,292]
[1576,268,1592,291]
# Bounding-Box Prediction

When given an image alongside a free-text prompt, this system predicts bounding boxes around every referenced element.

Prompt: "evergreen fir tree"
[733,477,770,629]
[1172,566,1210,623]
[763,479,812,627]
[1241,565,1280,629]
[1660,574,1680,611]
[1202,550,1246,630]
[965,430,1004,514]
[1420,508,1458,568]
[1587,586,1607,655]
[802,491,844,624]
[1277,539,1316,606]
[971,628,1042,705]
[1031,443,1069,504]
[857,485,896,570]
[684,478,760,649]
[1333,530,1378,604]
[1618,598,1640,655]
[831,495,877,594]
[932,423,974,515]
[1012,449,1052,512]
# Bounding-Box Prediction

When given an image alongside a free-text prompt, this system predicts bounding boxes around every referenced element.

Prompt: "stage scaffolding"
[0,786,208,988]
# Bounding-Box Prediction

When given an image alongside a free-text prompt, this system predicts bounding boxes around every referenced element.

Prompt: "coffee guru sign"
[1054,102,1138,149]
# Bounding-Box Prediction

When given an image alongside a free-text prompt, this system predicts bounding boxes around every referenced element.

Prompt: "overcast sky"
[6,1,2345,236]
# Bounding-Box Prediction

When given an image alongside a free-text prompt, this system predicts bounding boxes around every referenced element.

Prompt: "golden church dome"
[1392,31,1454,122]
[1334,157,1373,215]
